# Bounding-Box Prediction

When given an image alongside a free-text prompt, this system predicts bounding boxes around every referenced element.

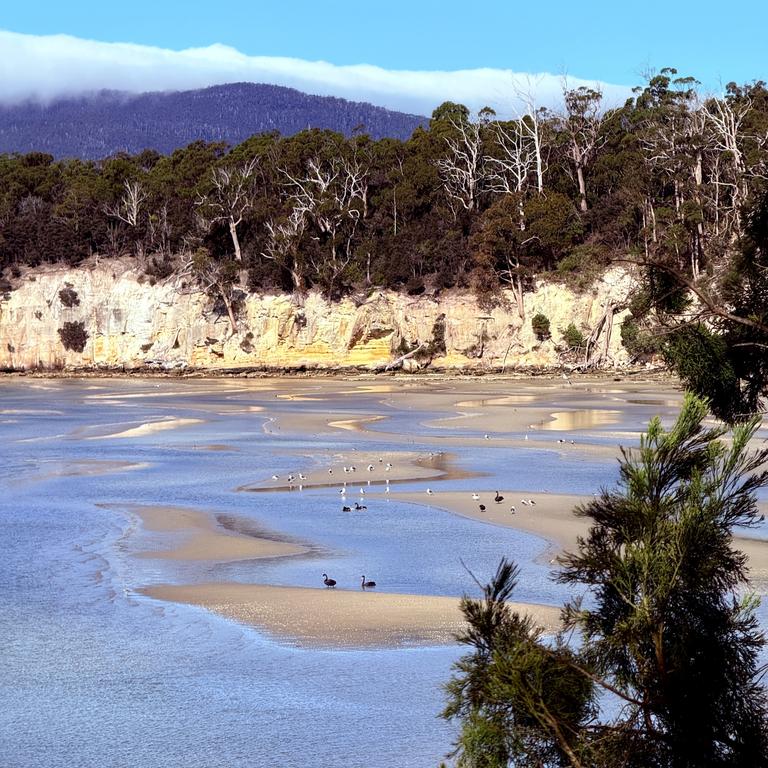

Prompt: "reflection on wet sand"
[327,415,386,431]
[85,417,204,440]
[540,409,622,431]
[455,395,536,407]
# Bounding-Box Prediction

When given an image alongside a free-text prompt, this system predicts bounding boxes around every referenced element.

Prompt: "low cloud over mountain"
[0,29,633,117]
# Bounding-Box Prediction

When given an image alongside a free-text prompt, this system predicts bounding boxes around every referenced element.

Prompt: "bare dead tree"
[487,120,535,200]
[278,154,368,296]
[147,204,173,261]
[703,94,768,240]
[484,122,537,318]
[106,180,147,228]
[262,207,308,293]
[638,86,714,277]
[512,79,549,195]
[435,117,485,215]
[179,249,240,336]
[104,180,148,259]
[195,158,258,262]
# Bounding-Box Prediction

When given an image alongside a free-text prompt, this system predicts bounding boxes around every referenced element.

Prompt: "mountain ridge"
[0,82,428,159]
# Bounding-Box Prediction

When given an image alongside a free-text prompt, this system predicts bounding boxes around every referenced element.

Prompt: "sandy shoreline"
[142,582,561,648]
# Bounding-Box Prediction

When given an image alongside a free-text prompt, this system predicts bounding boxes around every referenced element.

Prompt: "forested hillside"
[0,83,426,158]
[1,69,766,413]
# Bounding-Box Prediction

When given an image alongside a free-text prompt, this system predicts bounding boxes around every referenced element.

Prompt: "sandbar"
[142,582,561,648]
[241,449,476,493]
[114,504,308,562]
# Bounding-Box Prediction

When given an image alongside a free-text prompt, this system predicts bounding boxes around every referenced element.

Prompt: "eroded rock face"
[0,261,635,371]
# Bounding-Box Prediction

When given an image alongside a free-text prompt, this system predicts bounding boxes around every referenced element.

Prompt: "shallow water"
[1,378,763,768]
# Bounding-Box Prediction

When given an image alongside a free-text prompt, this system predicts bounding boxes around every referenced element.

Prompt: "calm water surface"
[0,378,763,768]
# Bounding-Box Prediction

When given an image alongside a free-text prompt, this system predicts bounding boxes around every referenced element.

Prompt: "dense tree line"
[1,69,766,412]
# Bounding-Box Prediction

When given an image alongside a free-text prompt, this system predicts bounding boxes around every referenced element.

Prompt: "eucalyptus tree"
[195,157,259,263]
[559,85,607,213]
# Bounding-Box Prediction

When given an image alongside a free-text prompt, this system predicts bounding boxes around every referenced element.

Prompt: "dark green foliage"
[444,560,594,768]
[58,321,88,352]
[58,285,80,307]
[620,316,661,359]
[531,313,551,341]
[663,325,741,420]
[239,331,255,353]
[561,322,585,350]
[446,396,768,767]
[555,244,610,291]
[648,190,768,421]
[523,193,583,267]
[426,313,447,357]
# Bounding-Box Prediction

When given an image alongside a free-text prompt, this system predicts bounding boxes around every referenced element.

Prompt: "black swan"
[361,575,377,589]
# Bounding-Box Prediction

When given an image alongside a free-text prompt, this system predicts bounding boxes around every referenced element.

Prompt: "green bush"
[531,313,551,341]
[561,322,585,350]
[620,316,659,358]
[426,314,447,357]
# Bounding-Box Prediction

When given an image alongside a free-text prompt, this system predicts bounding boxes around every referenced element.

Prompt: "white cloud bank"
[0,29,634,117]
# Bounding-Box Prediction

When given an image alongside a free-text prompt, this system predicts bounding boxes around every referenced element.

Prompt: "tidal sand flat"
[240,448,475,493]
[124,500,557,647]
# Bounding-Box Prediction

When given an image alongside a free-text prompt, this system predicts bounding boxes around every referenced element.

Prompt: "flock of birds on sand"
[268,452,543,594]
[271,456,414,593]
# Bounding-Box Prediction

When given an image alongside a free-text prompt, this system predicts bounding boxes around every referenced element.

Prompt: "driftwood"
[376,342,428,372]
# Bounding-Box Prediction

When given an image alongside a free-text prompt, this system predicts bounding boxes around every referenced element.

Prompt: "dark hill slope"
[0,83,427,159]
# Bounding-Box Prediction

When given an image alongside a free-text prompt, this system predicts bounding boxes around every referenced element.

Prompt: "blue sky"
[1,1,766,114]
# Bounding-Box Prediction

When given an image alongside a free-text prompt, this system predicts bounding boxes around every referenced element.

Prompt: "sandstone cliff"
[0,261,636,372]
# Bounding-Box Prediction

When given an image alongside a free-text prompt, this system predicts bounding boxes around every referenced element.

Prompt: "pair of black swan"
[322,574,376,589]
